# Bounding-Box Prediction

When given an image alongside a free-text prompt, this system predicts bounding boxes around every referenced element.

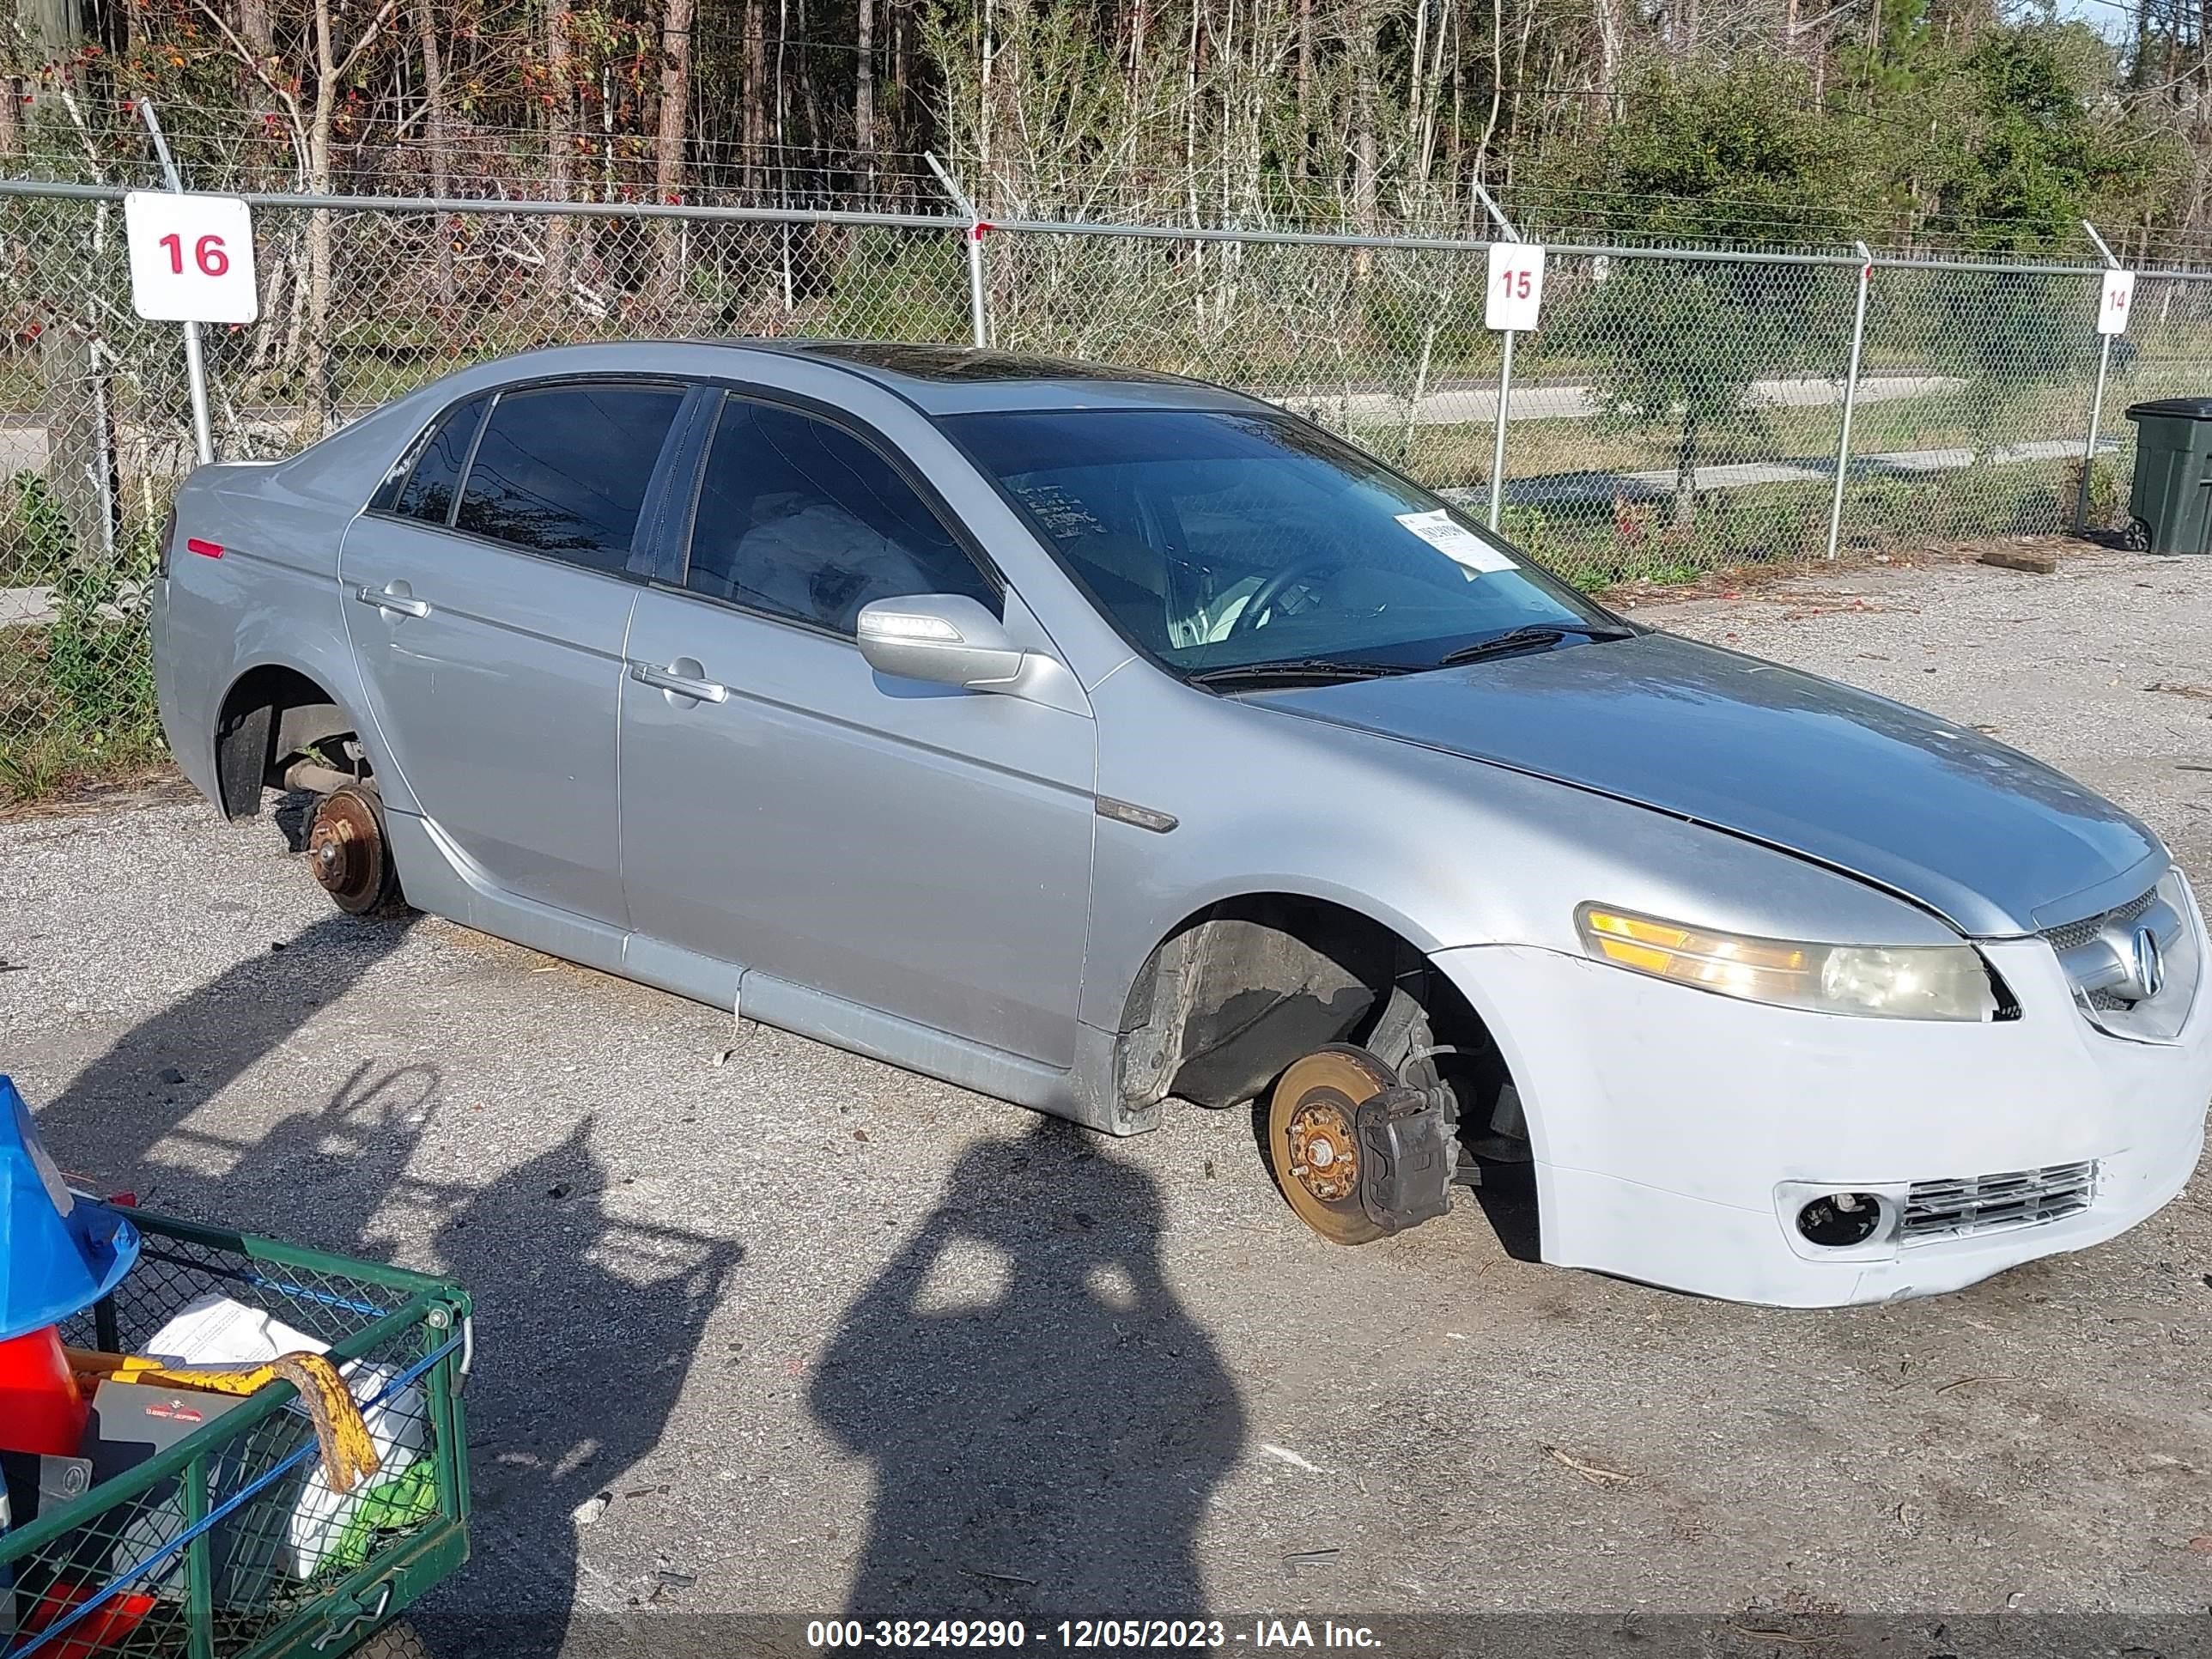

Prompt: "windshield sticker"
[1395,508,1516,574]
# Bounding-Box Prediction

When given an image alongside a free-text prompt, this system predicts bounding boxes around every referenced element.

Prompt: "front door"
[617,392,1097,1067]
[341,380,688,924]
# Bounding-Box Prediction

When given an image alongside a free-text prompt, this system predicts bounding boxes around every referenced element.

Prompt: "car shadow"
[810,1116,1245,1617]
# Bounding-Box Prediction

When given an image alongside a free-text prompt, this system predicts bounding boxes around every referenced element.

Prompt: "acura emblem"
[2132,926,2166,1000]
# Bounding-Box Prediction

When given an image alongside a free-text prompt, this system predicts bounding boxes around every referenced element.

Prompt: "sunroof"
[793,342,1188,386]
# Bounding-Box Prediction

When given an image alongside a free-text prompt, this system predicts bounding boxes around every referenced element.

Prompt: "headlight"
[1575,904,2001,1021]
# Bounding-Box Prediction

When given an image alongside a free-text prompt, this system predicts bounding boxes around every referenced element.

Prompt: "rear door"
[340,379,693,925]
[617,390,1097,1066]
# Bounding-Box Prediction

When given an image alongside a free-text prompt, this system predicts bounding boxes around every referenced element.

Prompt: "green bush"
[0,471,82,587]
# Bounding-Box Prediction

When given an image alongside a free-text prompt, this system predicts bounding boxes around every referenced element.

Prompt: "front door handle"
[629,659,730,703]
[354,583,431,618]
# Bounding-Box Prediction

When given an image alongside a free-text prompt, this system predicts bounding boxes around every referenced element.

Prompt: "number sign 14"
[1485,243,1547,332]
[124,191,259,325]
[2096,268,2135,337]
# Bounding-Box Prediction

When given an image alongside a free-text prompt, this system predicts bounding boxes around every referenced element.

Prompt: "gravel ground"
[3,546,2210,1656]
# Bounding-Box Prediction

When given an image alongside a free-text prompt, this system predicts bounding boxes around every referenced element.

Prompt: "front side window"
[454,383,684,573]
[946,408,1615,674]
[390,393,489,525]
[684,397,997,635]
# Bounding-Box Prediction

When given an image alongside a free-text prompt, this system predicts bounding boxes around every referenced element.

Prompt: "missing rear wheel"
[307,783,401,916]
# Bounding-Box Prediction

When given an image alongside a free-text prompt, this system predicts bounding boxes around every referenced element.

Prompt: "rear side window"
[391,394,489,524]
[455,384,684,573]
[684,398,997,634]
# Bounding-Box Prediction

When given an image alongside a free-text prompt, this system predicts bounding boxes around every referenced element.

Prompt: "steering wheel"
[1224,550,1346,641]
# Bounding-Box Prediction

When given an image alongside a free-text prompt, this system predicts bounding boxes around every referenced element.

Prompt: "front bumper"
[1433,933,2212,1307]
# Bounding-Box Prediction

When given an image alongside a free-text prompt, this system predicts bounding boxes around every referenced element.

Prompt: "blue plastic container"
[0,1074,139,1345]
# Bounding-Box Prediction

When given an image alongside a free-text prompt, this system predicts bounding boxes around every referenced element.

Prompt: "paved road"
[3,550,2209,1655]
[1270,373,1965,428]
[1445,435,2114,509]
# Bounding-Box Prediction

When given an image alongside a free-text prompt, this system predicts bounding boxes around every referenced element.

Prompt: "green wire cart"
[2,1211,471,1659]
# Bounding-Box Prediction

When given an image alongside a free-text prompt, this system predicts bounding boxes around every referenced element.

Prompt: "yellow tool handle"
[65,1348,384,1494]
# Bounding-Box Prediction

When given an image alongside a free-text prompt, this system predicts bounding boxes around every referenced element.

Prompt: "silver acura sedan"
[152,341,2209,1306]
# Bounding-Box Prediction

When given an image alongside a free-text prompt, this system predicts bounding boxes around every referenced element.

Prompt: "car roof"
[708,338,1271,416]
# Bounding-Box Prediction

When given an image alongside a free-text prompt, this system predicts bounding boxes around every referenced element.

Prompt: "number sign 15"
[124,191,259,325]
[1484,243,1547,332]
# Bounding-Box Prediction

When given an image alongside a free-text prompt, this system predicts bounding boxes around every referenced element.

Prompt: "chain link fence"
[3,162,2209,794]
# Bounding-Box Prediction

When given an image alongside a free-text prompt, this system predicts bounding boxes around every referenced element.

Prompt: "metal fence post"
[1488,331,1515,533]
[137,100,216,468]
[925,153,989,349]
[1470,179,1519,533]
[1825,242,1873,561]
[2076,220,2121,535]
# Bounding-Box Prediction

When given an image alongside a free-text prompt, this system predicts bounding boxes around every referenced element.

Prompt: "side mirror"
[856,594,1028,690]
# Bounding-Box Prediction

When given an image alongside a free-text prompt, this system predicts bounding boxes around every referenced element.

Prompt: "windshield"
[945,407,1615,675]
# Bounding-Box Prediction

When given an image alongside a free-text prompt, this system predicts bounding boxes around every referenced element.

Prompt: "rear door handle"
[629,659,730,703]
[355,584,431,618]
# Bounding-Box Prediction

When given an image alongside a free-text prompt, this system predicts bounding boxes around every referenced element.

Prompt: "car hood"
[1250,631,2163,937]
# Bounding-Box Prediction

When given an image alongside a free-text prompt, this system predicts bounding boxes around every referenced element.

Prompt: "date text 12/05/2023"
[805,1621,1386,1650]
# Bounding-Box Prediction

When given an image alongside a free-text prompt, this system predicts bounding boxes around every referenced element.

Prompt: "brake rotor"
[1266,1044,1401,1246]
[307,787,392,915]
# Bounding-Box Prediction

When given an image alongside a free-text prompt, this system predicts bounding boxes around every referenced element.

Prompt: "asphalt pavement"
[2,546,2209,1656]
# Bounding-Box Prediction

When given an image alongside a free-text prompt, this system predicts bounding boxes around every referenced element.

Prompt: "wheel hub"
[1286,1098,1359,1202]
[306,790,384,911]
[1266,1045,1402,1247]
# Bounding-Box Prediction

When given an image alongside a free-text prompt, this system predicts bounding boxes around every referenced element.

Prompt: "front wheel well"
[212,666,362,818]
[1113,893,1515,1138]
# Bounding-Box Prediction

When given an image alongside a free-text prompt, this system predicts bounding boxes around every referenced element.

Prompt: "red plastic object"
[22,1578,158,1659]
[0,1323,88,1455]
[185,537,223,559]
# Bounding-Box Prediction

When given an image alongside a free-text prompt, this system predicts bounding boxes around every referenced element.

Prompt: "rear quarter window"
[386,393,489,524]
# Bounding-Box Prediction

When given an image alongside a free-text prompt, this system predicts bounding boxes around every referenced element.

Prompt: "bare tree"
[1351,0,1378,272]
[652,0,694,312]
[303,0,402,416]
[23,0,116,565]
[856,0,877,193]
[1595,0,1626,111]
[415,0,454,308]
[744,0,767,196]
[544,0,576,305]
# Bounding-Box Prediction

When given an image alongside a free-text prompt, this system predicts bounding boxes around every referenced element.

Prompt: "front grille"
[1899,1161,2097,1244]
[2040,887,2156,955]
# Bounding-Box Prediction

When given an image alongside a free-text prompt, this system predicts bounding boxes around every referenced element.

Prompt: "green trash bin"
[2123,396,2212,555]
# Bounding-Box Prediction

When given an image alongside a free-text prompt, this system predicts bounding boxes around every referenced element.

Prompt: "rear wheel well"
[1114,894,1515,1139]
[212,666,362,819]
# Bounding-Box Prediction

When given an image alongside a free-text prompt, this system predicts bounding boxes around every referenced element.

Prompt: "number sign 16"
[159,232,232,278]
[124,191,259,325]
[1485,243,1547,332]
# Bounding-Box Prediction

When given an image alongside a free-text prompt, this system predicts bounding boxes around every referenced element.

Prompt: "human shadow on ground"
[28,909,418,1195]
[25,904,741,1659]
[421,1116,743,1659]
[811,1117,1245,1618]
